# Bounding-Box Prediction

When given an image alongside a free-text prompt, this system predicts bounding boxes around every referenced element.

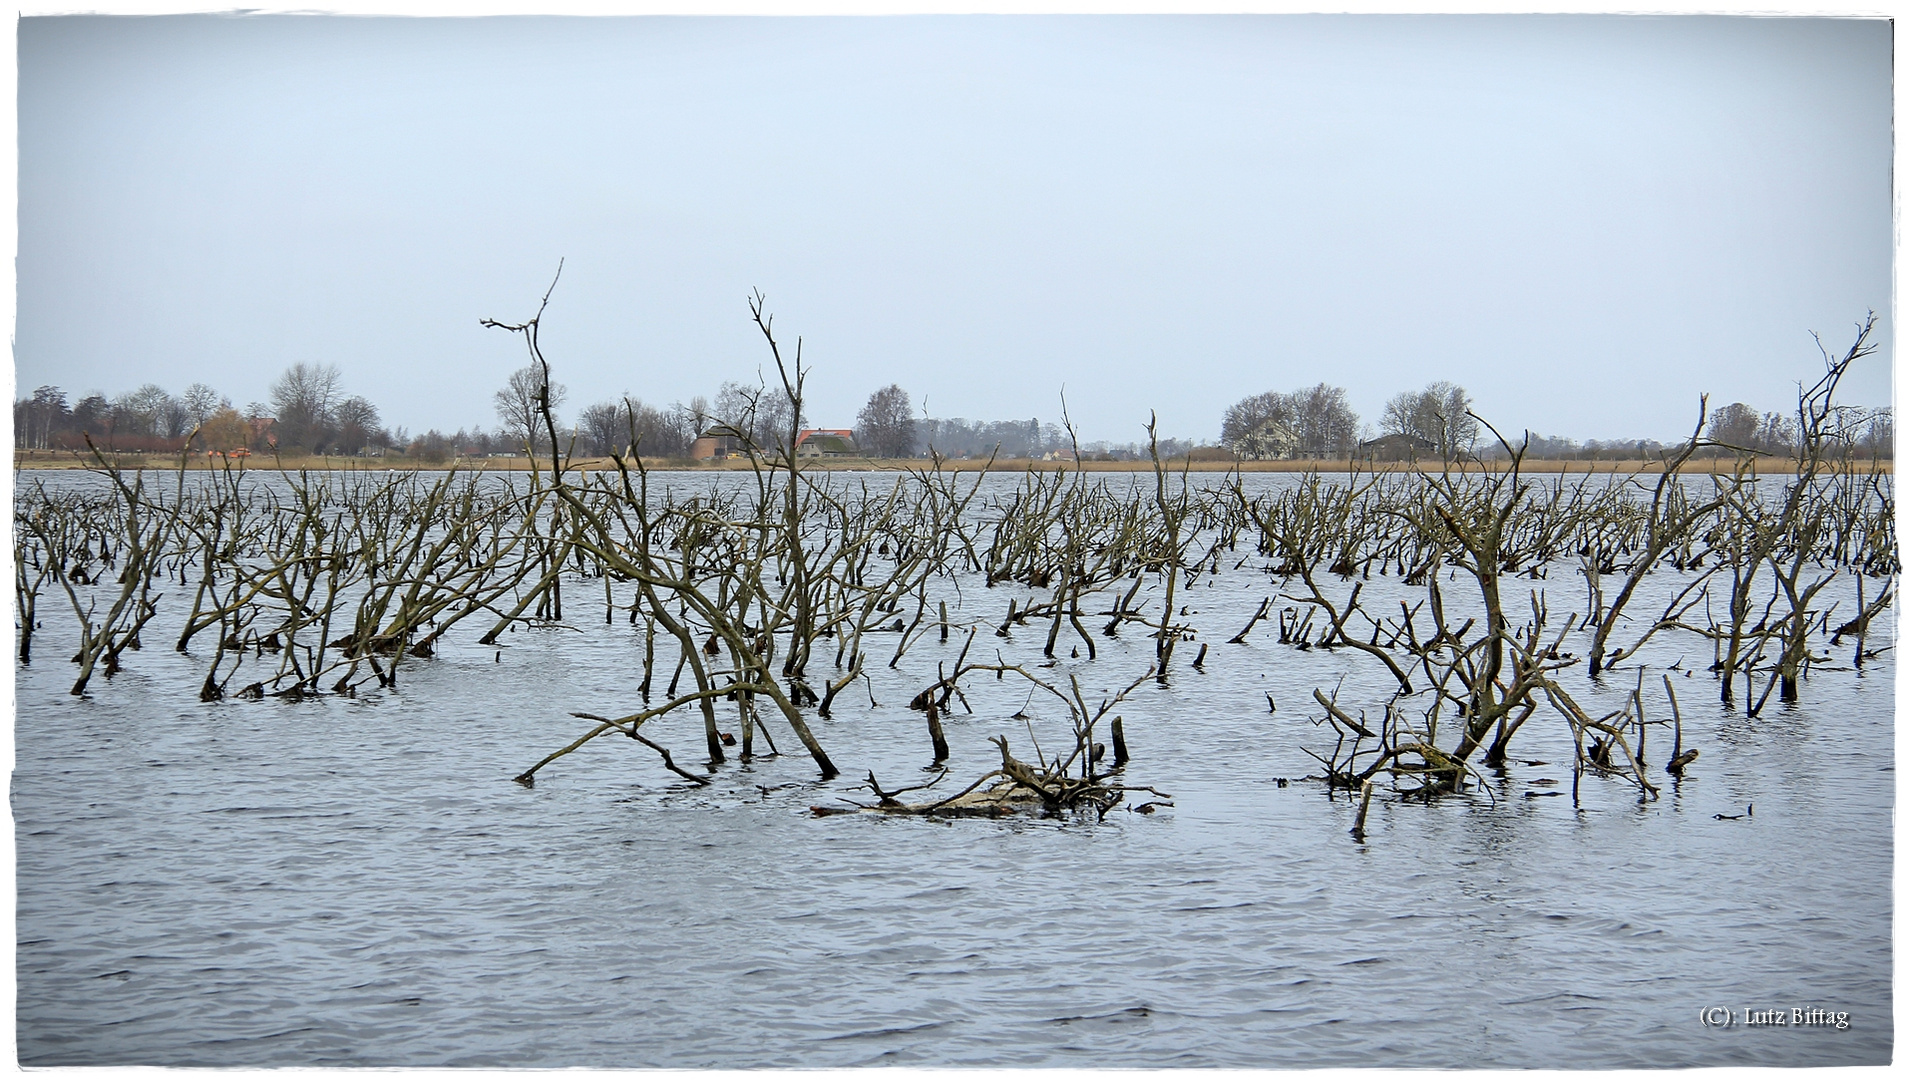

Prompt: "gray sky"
[14,13,1893,445]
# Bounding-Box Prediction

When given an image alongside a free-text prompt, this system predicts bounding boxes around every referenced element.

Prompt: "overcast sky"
[14,13,1893,445]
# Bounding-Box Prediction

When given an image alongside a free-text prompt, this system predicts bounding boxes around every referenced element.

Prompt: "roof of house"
[1361,432,1436,449]
[796,432,859,455]
[795,428,855,445]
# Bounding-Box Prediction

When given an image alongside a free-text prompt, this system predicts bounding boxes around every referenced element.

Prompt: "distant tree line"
[1214,379,1892,462]
[14,365,393,457]
[19,366,1890,464]
[17,366,1182,463]
[1484,402,1892,461]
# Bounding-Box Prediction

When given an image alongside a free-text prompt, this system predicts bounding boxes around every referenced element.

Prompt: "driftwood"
[816,733,1170,820]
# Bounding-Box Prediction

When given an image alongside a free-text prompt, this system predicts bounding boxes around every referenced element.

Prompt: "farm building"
[1359,433,1437,462]
[794,429,859,457]
[689,424,751,460]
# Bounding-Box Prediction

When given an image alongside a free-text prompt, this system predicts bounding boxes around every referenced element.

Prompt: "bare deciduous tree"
[1706,401,1760,449]
[270,362,345,452]
[622,396,694,457]
[180,383,224,430]
[334,396,383,454]
[1755,411,1799,455]
[576,396,694,459]
[494,364,567,453]
[1706,401,1802,456]
[856,384,916,457]
[1862,408,1893,458]
[113,384,177,440]
[1221,384,1359,458]
[1289,384,1360,457]
[1220,391,1296,458]
[576,401,624,457]
[1380,380,1478,458]
[713,378,801,453]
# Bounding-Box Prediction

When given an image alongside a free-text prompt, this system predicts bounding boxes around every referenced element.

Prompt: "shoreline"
[13,450,1889,475]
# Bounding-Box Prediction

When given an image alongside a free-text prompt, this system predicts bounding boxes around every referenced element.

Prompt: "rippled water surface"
[14,469,1894,1067]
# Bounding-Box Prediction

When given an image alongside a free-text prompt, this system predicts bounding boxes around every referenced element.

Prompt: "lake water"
[12,468,1894,1067]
